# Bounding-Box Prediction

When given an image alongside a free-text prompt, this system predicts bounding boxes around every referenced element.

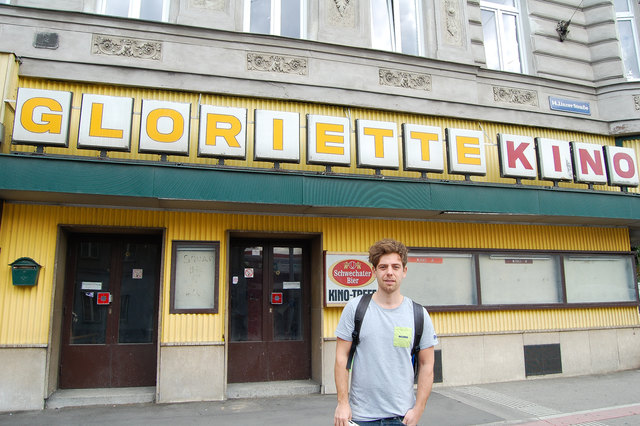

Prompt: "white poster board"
[171,242,219,313]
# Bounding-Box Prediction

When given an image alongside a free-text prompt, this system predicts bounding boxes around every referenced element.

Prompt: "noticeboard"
[170,241,220,314]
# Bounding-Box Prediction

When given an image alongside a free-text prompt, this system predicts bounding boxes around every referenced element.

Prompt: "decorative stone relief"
[443,0,463,47]
[246,53,308,75]
[190,0,225,10]
[328,0,355,27]
[493,86,538,107]
[634,95,640,111]
[92,35,162,60]
[379,68,432,91]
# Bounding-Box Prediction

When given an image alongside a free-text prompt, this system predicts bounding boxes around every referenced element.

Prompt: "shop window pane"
[564,255,636,303]
[281,0,301,38]
[479,254,562,305]
[140,0,164,21]
[403,253,477,306]
[481,9,501,70]
[250,0,271,34]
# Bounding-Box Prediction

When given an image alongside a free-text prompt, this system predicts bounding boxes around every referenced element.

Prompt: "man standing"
[334,239,438,426]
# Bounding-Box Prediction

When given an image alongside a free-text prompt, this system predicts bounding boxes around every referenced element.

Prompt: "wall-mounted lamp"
[556,0,584,42]
[556,20,571,42]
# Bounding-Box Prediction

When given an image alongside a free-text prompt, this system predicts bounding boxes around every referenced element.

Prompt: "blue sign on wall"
[548,96,591,115]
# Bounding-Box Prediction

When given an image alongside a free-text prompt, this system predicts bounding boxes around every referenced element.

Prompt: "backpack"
[345,293,424,376]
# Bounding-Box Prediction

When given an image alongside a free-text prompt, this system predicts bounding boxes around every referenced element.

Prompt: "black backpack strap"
[411,301,424,376]
[346,293,372,370]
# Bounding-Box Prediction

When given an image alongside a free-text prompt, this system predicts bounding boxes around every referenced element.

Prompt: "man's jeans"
[353,417,405,425]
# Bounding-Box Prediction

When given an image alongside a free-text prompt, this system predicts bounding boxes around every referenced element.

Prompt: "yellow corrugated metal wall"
[6,78,626,193]
[0,203,636,346]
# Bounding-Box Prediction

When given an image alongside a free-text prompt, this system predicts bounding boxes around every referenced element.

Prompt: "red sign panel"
[329,259,375,287]
[271,292,283,305]
[96,292,110,305]
[408,256,443,264]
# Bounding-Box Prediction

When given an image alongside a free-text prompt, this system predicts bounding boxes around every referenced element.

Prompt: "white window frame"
[98,0,170,22]
[615,0,640,80]
[480,0,527,73]
[371,0,424,56]
[243,0,307,39]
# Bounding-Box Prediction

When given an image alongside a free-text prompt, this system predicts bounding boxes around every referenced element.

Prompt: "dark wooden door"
[60,234,161,389]
[228,240,310,383]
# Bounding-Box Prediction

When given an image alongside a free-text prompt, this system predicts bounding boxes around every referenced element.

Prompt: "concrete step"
[45,386,155,409]
[226,380,321,399]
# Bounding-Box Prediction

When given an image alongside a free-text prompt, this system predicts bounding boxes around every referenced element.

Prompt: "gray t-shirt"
[335,295,438,422]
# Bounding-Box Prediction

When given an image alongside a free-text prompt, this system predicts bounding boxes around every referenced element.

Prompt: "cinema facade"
[0,2,639,413]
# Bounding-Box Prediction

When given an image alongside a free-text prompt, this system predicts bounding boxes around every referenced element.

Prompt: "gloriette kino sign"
[12,88,639,187]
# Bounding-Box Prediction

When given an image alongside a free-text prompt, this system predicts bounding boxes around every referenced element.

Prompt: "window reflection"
[480,0,524,73]
[615,0,640,79]
[371,0,421,55]
[246,0,305,38]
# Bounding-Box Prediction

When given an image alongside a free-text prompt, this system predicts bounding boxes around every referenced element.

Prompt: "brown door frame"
[59,232,162,389]
[227,237,312,383]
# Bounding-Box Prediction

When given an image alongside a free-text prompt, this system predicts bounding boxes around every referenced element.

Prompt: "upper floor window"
[98,0,169,22]
[371,0,423,55]
[614,0,640,79]
[481,0,525,73]
[244,0,307,38]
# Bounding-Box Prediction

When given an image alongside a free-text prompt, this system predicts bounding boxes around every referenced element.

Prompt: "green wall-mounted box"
[10,257,41,286]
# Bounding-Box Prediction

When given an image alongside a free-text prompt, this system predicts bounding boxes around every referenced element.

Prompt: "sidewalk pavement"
[1,369,639,425]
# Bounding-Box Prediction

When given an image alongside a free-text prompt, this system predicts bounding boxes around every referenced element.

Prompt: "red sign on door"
[271,292,283,305]
[96,292,111,305]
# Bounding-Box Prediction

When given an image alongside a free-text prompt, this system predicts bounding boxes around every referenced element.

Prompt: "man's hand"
[402,406,424,425]
[334,400,352,426]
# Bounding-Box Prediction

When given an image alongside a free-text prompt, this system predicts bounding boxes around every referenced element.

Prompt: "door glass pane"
[230,246,264,341]
[140,0,164,21]
[501,13,522,73]
[281,0,301,38]
[71,242,111,344]
[371,0,394,51]
[272,247,303,341]
[618,20,640,78]
[250,0,272,34]
[398,0,419,55]
[119,242,158,343]
[104,0,131,17]
[482,9,501,70]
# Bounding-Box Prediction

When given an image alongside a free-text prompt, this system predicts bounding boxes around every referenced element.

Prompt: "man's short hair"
[368,239,408,268]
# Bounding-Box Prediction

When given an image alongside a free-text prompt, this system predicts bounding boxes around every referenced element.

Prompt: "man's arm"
[403,346,435,426]
[334,337,353,426]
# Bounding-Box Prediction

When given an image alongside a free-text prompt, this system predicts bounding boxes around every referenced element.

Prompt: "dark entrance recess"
[59,234,161,388]
[228,239,311,383]
[524,344,563,377]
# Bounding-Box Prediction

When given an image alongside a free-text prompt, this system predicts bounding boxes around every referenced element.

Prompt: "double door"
[60,234,161,388]
[228,240,310,383]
